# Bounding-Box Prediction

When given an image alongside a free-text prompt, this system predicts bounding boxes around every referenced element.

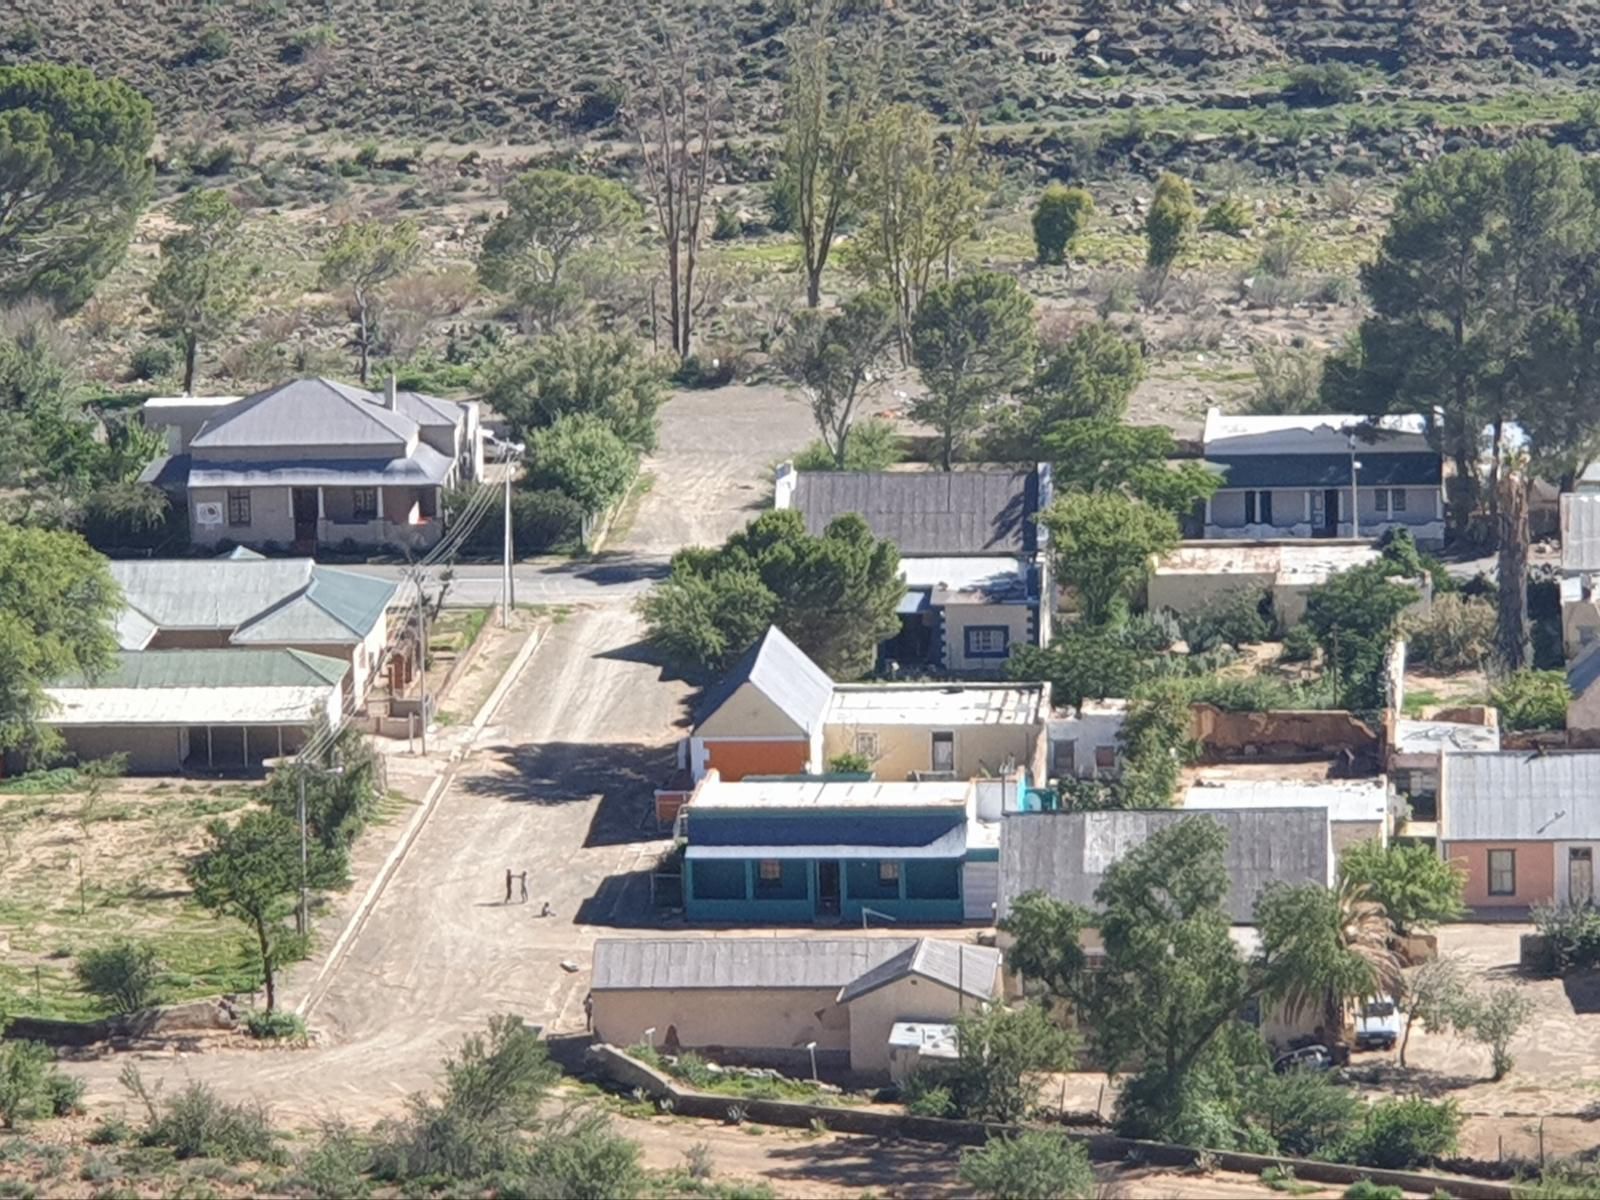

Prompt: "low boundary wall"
[588,1044,1514,1200]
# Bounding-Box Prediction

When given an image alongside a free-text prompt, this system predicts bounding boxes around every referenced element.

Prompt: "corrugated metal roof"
[997,808,1331,924]
[688,813,967,851]
[1209,453,1441,489]
[393,390,463,428]
[684,827,968,859]
[827,682,1044,726]
[1442,751,1600,840]
[592,937,919,991]
[836,939,1000,1004]
[1183,778,1388,823]
[693,626,835,733]
[1203,407,1429,453]
[110,559,395,643]
[188,444,454,488]
[1562,494,1600,573]
[58,649,349,689]
[689,777,971,810]
[1392,718,1502,754]
[190,378,417,450]
[792,470,1038,555]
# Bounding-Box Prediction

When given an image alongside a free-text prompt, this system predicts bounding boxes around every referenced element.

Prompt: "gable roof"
[1202,407,1431,455]
[1442,750,1600,841]
[46,649,346,727]
[592,937,918,991]
[693,626,835,733]
[791,470,1038,555]
[836,939,1001,1004]
[56,648,348,690]
[998,808,1332,924]
[392,389,464,428]
[109,558,396,645]
[190,378,417,452]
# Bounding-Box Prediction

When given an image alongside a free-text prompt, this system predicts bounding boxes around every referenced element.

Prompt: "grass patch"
[430,607,490,655]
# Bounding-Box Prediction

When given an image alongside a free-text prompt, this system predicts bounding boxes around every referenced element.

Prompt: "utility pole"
[414,569,429,756]
[1348,432,1361,541]
[502,458,513,625]
[297,770,309,936]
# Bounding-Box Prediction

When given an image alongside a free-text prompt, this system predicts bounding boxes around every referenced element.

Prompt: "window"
[756,860,783,890]
[1244,490,1273,525]
[878,861,900,884]
[964,625,1010,659]
[853,731,879,761]
[1488,849,1516,896]
[931,731,955,773]
[1094,744,1117,770]
[1374,488,1408,515]
[353,487,379,520]
[226,490,252,527]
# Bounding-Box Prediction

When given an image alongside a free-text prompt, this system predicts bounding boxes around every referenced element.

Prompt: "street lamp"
[643,1026,657,1050]
[805,1040,818,1082]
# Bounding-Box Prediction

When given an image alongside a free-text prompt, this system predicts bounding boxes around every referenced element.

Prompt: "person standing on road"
[519,872,529,904]
[505,868,513,904]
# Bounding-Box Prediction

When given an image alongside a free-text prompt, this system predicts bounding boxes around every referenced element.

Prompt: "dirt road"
[71,387,813,1126]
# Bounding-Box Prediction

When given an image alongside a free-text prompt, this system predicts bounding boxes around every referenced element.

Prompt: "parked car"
[1355,997,1405,1051]
[1272,1044,1333,1074]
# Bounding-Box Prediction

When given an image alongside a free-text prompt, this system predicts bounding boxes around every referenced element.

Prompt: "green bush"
[1344,1182,1404,1200]
[1242,1067,1360,1157]
[44,1072,85,1117]
[901,1073,954,1118]
[1283,62,1362,105]
[525,412,638,515]
[75,939,163,1014]
[129,340,176,381]
[245,1010,306,1040]
[450,486,585,556]
[675,351,737,389]
[0,1042,64,1129]
[1491,669,1570,732]
[712,207,741,241]
[1179,587,1270,651]
[1337,1097,1460,1169]
[1201,195,1252,235]
[143,1081,285,1163]
[1281,623,1319,663]
[959,1132,1095,1200]
[291,1120,372,1199]
[1531,902,1600,974]
[192,26,231,62]
[791,418,904,472]
[1032,183,1094,264]
[1406,594,1495,671]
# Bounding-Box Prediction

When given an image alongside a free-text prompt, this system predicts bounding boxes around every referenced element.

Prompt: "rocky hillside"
[6,0,1599,144]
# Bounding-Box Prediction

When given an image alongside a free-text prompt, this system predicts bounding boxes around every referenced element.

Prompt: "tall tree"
[1032,184,1094,266]
[630,22,724,361]
[1039,492,1178,625]
[148,189,255,393]
[781,0,874,307]
[187,810,344,1012]
[1338,840,1466,936]
[909,271,1036,470]
[319,218,421,384]
[853,105,987,359]
[477,170,639,331]
[1045,421,1217,519]
[1143,173,1196,299]
[480,330,666,451]
[640,508,902,677]
[0,65,155,312]
[0,523,120,757]
[775,289,896,467]
[1303,562,1417,709]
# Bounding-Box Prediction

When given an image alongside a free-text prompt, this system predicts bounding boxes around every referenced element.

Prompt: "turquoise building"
[681,776,981,924]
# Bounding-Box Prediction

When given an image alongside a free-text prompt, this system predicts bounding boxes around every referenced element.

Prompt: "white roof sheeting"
[689,777,972,811]
[827,682,1045,727]
[1202,406,1430,456]
[45,684,335,726]
[900,556,1024,592]
[685,825,969,860]
[1563,493,1600,573]
[1183,778,1388,824]
[1442,751,1600,841]
[1393,719,1502,755]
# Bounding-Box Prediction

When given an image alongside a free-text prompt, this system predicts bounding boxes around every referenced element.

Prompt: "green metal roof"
[60,649,349,689]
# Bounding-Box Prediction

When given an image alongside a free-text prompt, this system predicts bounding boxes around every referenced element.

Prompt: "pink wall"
[1446,841,1556,908]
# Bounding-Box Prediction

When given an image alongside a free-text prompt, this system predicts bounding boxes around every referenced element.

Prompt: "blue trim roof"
[688,812,965,848]
[1208,452,1441,489]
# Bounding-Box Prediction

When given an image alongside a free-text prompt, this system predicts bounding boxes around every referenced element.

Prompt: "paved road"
[74,385,815,1121]
[343,554,669,608]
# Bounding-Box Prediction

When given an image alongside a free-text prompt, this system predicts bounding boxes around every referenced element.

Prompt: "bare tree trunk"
[182,334,198,394]
[256,921,276,1012]
[355,287,371,385]
[1495,471,1532,671]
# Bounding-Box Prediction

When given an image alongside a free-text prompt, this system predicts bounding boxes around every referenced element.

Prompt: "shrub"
[1532,902,1600,974]
[1491,669,1569,731]
[1242,1066,1360,1157]
[712,207,741,241]
[826,751,871,774]
[245,1010,306,1040]
[675,351,737,389]
[75,940,163,1014]
[1201,195,1252,235]
[901,1074,954,1118]
[959,1132,1095,1200]
[0,1042,53,1129]
[1245,346,1324,415]
[1284,62,1363,105]
[525,412,638,515]
[143,1081,285,1163]
[450,486,585,556]
[1345,1183,1404,1200]
[791,418,903,472]
[192,26,231,62]
[1406,594,1495,671]
[1256,222,1310,279]
[1338,1097,1460,1169]
[129,340,176,381]
[44,1072,85,1118]
[1281,623,1319,663]
[1032,184,1094,265]
[292,1120,372,1199]
[1180,587,1270,651]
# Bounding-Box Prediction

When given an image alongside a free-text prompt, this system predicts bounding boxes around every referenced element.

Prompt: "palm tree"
[1259,879,1404,1039]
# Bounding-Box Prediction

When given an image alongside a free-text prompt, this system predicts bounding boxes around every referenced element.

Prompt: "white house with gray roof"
[109,551,398,703]
[142,377,481,552]
[589,935,999,1078]
[774,464,1053,673]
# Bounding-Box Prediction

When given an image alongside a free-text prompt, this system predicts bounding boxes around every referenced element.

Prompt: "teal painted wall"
[685,854,964,924]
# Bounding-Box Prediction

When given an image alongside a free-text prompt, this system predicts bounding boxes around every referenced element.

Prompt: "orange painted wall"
[1446,841,1556,908]
[704,739,810,782]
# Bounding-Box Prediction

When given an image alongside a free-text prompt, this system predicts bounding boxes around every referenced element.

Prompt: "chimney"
[383,374,397,410]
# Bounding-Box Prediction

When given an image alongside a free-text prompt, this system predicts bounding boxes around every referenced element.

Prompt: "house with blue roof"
[679,771,1003,924]
[1201,407,1445,547]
